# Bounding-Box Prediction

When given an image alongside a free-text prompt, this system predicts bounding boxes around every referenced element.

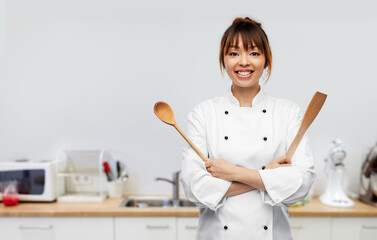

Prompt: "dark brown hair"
[219,17,273,81]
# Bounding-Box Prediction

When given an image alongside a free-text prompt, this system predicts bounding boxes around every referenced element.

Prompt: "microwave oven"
[0,160,64,202]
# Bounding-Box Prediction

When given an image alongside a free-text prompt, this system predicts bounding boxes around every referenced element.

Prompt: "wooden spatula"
[286,91,327,161]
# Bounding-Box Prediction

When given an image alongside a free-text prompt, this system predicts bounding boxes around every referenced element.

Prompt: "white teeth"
[237,71,252,76]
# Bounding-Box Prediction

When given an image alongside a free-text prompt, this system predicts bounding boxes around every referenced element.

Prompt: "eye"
[251,52,260,56]
[229,52,238,56]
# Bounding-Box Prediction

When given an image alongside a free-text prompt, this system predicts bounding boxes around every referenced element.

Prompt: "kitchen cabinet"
[115,217,176,240]
[332,217,377,240]
[114,216,376,240]
[114,217,198,240]
[290,217,331,240]
[176,217,199,240]
[290,217,377,240]
[0,217,113,240]
[1,197,377,239]
[1,216,377,240]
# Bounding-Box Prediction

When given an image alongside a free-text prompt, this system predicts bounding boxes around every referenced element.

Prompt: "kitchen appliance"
[319,139,355,207]
[0,159,64,202]
[359,143,377,207]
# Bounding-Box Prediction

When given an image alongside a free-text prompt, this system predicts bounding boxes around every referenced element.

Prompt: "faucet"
[155,171,180,207]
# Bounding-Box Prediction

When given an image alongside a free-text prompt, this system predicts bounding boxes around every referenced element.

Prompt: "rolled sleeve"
[181,163,231,211]
[259,102,316,206]
[180,105,231,211]
[259,166,303,205]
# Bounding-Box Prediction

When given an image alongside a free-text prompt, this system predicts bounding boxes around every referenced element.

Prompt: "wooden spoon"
[154,101,207,162]
[286,91,327,161]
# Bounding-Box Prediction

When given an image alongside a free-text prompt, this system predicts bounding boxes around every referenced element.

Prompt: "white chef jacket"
[180,86,315,240]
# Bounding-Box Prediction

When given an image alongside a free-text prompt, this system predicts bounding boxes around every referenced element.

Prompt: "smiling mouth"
[235,70,254,77]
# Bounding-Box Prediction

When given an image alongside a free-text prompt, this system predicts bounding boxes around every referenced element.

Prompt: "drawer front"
[0,217,113,240]
[177,217,199,240]
[290,217,331,240]
[115,217,176,240]
[332,217,377,240]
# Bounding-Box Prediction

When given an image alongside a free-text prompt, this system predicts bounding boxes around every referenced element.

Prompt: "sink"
[118,197,196,208]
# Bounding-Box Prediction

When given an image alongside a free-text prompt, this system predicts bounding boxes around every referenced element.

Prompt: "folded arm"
[224,182,255,197]
[206,155,291,194]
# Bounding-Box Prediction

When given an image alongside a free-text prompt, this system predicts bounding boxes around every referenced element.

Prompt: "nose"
[238,53,250,67]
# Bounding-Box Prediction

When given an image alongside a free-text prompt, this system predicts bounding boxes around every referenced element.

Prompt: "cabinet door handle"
[291,225,303,229]
[146,225,169,229]
[19,225,53,230]
[185,225,198,229]
[362,225,377,229]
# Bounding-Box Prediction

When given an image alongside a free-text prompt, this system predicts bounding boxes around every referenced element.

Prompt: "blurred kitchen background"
[0,0,376,198]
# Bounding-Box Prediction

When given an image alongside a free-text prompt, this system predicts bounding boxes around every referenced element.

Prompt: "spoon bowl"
[154,101,176,126]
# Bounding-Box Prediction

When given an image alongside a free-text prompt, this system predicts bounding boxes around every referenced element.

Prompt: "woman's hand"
[265,155,291,170]
[205,158,238,181]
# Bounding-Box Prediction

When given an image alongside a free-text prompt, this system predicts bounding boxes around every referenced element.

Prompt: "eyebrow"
[229,45,258,49]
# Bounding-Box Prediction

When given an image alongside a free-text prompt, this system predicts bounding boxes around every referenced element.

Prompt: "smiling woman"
[223,38,265,99]
[219,17,272,82]
[180,17,315,240]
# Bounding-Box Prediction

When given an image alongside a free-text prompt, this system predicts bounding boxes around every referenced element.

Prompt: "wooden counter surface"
[1,197,377,218]
[289,197,377,217]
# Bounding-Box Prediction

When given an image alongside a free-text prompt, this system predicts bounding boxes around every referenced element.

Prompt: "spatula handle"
[174,124,208,162]
[286,129,306,160]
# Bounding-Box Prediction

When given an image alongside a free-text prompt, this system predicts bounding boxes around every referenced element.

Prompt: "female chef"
[180,17,315,240]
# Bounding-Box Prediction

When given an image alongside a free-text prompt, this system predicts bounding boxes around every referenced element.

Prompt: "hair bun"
[232,17,262,28]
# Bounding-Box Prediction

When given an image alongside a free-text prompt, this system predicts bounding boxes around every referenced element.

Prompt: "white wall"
[0,0,6,78]
[0,0,376,196]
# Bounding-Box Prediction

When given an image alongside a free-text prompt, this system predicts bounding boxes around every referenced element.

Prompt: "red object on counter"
[102,161,113,181]
[2,194,19,206]
[103,161,111,174]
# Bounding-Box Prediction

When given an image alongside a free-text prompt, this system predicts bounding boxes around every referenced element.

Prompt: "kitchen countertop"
[1,196,377,217]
